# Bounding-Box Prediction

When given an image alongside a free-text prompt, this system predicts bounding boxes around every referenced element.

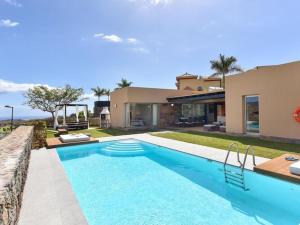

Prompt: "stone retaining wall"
[0,126,33,225]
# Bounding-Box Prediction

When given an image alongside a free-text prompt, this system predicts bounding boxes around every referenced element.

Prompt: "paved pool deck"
[18,149,88,225]
[18,133,269,225]
[98,133,269,170]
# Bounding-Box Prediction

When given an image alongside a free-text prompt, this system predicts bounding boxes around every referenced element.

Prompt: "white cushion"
[60,134,89,143]
[289,161,300,176]
[204,124,217,128]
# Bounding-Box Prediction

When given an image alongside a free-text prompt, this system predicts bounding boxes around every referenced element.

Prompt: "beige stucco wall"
[178,78,221,91]
[110,87,195,128]
[226,61,300,140]
[110,88,128,128]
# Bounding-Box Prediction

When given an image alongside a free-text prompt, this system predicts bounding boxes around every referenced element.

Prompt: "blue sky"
[1,0,300,118]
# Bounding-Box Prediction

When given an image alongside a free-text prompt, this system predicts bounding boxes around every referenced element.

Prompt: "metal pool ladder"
[223,143,256,191]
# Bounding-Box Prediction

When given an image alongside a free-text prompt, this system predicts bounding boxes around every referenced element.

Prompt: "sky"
[1,0,300,118]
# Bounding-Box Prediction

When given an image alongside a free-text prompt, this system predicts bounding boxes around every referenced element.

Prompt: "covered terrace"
[166,91,225,127]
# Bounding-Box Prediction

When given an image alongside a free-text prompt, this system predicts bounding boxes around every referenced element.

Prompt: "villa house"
[110,60,300,141]
[110,74,222,128]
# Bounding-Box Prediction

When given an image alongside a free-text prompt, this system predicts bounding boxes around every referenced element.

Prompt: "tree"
[116,78,133,89]
[24,85,85,122]
[104,89,110,101]
[91,86,105,101]
[209,54,243,88]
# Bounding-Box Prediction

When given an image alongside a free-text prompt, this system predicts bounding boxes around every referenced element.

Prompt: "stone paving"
[98,133,270,170]
[18,149,88,225]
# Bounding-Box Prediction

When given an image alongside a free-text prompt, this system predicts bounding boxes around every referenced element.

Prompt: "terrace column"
[53,107,59,129]
[83,106,87,121]
[152,104,158,127]
[63,105,66,126]
[75,105,79,123]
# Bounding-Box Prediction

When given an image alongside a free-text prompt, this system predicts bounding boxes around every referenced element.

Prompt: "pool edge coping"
[18,148,89,225]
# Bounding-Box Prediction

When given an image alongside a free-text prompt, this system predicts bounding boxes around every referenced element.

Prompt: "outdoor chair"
[204,121,225,131]
[203,124,219,131]
[131,119,145,127]
[175,117,189,127]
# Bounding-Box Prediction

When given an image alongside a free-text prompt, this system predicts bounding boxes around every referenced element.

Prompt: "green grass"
[46,127,150,139]
[152,131,300,159]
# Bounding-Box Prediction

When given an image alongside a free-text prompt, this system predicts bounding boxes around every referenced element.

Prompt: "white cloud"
[93,33,104,38]
[0,79,52,93]
[94,33,139,44]
[150,0,172,5]
[3,0,22,7]
[129,0,173,5]
[0,19,19,28]
[102,34,123,43]
[93,33,147,52]
[94,33,123,43]
[127,38,138,44]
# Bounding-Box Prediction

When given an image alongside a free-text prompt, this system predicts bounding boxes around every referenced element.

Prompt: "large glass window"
[194,104,206,117]
[182,104,193,118]
[130,104,152,127]
[245,96,259,133]
[182,104,205,119]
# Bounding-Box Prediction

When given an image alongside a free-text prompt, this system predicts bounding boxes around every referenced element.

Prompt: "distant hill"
[0,116,49,121]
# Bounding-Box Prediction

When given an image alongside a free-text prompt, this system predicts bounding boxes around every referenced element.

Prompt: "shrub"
[26,121,47,149]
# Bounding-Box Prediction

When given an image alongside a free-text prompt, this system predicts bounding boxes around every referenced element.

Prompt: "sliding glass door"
[245,95,259,134]
[125,103,159,128]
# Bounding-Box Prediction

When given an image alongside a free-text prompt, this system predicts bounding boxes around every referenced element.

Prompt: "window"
[130,104,152,127]
[182,104,193,118]
[245,96,259,133]
[194,104,205,117]
[181,104,205,118]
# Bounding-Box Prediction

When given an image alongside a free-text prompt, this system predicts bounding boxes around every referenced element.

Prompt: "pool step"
[100,141,145,156]
[105,145,142,150]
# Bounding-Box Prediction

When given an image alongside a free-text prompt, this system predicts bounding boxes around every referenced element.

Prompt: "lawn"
[46,127,149,139]
[152,131,300,159]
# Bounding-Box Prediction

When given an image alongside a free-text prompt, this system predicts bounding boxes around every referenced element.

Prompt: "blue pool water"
[57,139,300,225]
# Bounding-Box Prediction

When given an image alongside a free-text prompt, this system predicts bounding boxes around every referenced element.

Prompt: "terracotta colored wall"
[126,87,194,103]
[178,78,221,91]
[110,88,128,128]
[226,61,300,140]
[110,87,194,128]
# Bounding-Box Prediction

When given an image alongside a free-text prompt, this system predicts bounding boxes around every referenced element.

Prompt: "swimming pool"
[57,139,300,225]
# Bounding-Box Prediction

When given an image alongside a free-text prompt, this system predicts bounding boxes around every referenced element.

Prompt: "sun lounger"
[203,124,218,131]
[131,120,144,127]
[289,161,300,176]
[60,134,90,143]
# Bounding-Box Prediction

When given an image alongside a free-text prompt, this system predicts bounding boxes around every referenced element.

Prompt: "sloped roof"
[176,72,198,81]
[167,90,225,102]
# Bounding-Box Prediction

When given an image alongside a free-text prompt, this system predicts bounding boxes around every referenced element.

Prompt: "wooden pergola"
[53,103,89,130]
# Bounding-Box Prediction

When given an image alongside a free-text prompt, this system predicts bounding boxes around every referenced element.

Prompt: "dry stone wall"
[0,126,33,225]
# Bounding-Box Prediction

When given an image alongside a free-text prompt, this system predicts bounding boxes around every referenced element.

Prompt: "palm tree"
[210,54,243,89]
[117,78,133,89]
[91,86,105,101]
[104,89,110,101]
